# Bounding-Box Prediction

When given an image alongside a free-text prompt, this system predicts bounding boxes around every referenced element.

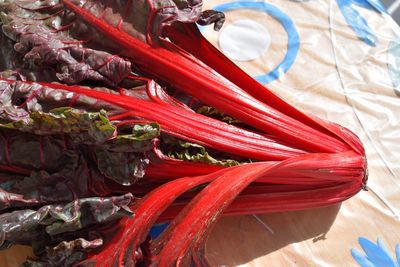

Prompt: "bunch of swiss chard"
[0,0,367,266]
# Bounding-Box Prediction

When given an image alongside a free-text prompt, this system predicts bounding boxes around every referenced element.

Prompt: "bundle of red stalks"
[0,0,367,266]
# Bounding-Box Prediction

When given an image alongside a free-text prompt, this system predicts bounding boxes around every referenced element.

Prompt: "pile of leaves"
[0,0,367,266]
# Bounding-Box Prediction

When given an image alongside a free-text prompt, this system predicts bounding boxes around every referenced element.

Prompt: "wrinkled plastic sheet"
[1,0,399,266]
[202,0,400,265]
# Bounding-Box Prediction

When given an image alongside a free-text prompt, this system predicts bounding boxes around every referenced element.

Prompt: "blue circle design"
[213,1,300,84]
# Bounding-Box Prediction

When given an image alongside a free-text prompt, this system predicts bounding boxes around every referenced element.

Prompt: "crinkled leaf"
[0,30,22,70]
[61,0,204,44]
[101,123,160,153]
[44,194,134,236]
[163,136,240,167]
[95,149,150,186]
[0,147,96,210]
[0,79,124,123]
[22,238,103,267]
[131,123,160,141]
[0,194,134,250]
[94,123,159,184]
[0,128,73,172]
[196,106,241,124]
[0,1,132,86]
[2,107,117,143]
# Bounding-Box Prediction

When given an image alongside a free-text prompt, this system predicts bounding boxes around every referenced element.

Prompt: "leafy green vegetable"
[95,150,150,185]
[196,106,241,124]
[0,194,134,250]
[2,108,117,142]
[162,136,240,167]
[21,238,103,267]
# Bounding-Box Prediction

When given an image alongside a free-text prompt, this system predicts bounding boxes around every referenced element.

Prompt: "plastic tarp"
[1,0,399,266]
[202,0,400,266]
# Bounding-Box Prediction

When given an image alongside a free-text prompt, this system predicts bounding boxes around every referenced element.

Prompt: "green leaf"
[196,106,241,124]
[95,149,150,185]
[163,136,240,167]
[1,108,117,143]
[0,194,134,250]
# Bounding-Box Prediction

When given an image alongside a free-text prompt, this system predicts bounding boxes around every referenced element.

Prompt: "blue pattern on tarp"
[351,0,386,13]
[336,0,386,46]
[213,1,300,84]
[388,38,400,97]
[351,237,400,267]
[149,222,169,239]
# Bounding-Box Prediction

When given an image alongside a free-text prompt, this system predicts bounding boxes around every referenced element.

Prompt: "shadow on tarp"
[205,204,341,265]
[0,205,340,266]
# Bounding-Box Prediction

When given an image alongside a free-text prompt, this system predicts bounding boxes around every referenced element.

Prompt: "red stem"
[150,151,364,265]
[17,79,304,161]
[61,0,350,154]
